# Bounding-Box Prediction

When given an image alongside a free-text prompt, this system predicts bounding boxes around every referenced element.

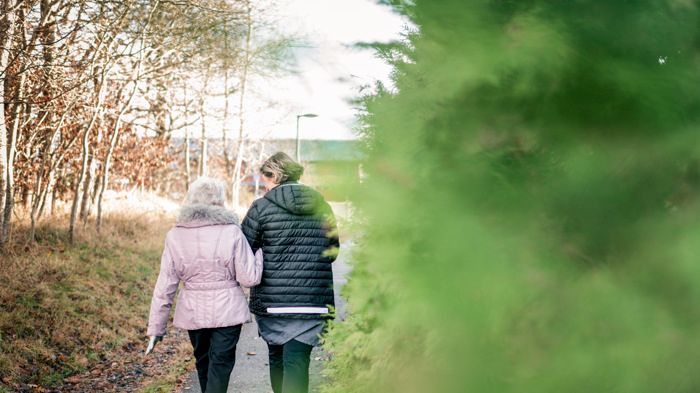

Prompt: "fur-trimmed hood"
[176,204,239,227]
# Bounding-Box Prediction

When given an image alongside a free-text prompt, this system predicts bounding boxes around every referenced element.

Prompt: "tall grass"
[0,211,189,391]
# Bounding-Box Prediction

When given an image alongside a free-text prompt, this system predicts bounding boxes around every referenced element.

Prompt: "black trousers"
[267,339,314,393]
[188,325,242,393]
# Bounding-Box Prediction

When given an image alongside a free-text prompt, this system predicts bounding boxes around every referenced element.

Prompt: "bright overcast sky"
[241,0,407,140]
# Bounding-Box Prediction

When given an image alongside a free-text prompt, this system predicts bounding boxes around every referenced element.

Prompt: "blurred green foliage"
[322,1,700,392]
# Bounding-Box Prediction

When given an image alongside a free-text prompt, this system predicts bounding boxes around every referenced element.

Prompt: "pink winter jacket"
[147,205,262,336]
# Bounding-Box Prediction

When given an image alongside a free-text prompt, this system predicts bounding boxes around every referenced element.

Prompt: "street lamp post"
[296,113,318,162]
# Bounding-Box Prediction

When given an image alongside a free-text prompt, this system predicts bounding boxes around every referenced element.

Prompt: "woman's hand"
[145,335,163,356]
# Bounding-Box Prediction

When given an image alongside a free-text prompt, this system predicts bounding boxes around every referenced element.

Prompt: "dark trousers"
[188,325,242,393]
[268,339,313,393]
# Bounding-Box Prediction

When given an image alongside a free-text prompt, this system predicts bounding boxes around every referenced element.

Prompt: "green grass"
[141,358,191,393]
[0,212,180,391]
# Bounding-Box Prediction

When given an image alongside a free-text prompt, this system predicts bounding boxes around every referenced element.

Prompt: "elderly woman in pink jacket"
[146,177,263,393]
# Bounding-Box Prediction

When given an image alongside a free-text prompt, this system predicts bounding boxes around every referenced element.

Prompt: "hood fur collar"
[176,204,239,226]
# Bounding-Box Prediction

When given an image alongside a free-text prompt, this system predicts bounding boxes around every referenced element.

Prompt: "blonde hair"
[260,152,304,184]
[187,177,226,206]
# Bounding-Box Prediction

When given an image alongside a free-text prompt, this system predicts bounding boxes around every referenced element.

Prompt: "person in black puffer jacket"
[241,152,339,393]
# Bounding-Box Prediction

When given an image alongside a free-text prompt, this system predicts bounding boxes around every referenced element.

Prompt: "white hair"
[187,177,226,206]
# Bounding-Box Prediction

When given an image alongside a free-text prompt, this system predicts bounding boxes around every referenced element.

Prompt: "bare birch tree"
[0,0,17,243]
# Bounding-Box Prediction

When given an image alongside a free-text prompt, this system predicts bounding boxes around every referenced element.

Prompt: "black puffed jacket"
[241,182,339,319]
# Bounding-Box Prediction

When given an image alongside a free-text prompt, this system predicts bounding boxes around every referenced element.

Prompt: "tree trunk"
[1,71,25,246]
[80,155,97,225]
[29,130,58,241]
[255,140,266,198]
[96,124,121,232]
[97,83,137,232]
[184,83,191,188]
[222,26,232,179]
[69,66,107,243]
[80,122,102,225]
[35,95,79,224]
[88,170,101,218]
[232,0,252,209]
[198,67,211,178]
[200,137,208,177]
[36,171,52,218]
[28,0,62,241]
[69,122,91,243]
[0,0,16,244]
[95,3,152,231]
[50,167,63,217]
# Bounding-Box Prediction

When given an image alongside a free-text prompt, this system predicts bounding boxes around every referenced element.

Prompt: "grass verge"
[0,212,193,392]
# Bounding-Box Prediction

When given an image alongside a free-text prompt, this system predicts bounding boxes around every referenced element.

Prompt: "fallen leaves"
[61,328,193,392]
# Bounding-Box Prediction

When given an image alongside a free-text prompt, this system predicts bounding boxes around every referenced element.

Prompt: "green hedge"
[322,1,700,392]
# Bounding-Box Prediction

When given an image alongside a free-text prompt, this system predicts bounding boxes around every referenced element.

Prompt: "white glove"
[145,335,163,356]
